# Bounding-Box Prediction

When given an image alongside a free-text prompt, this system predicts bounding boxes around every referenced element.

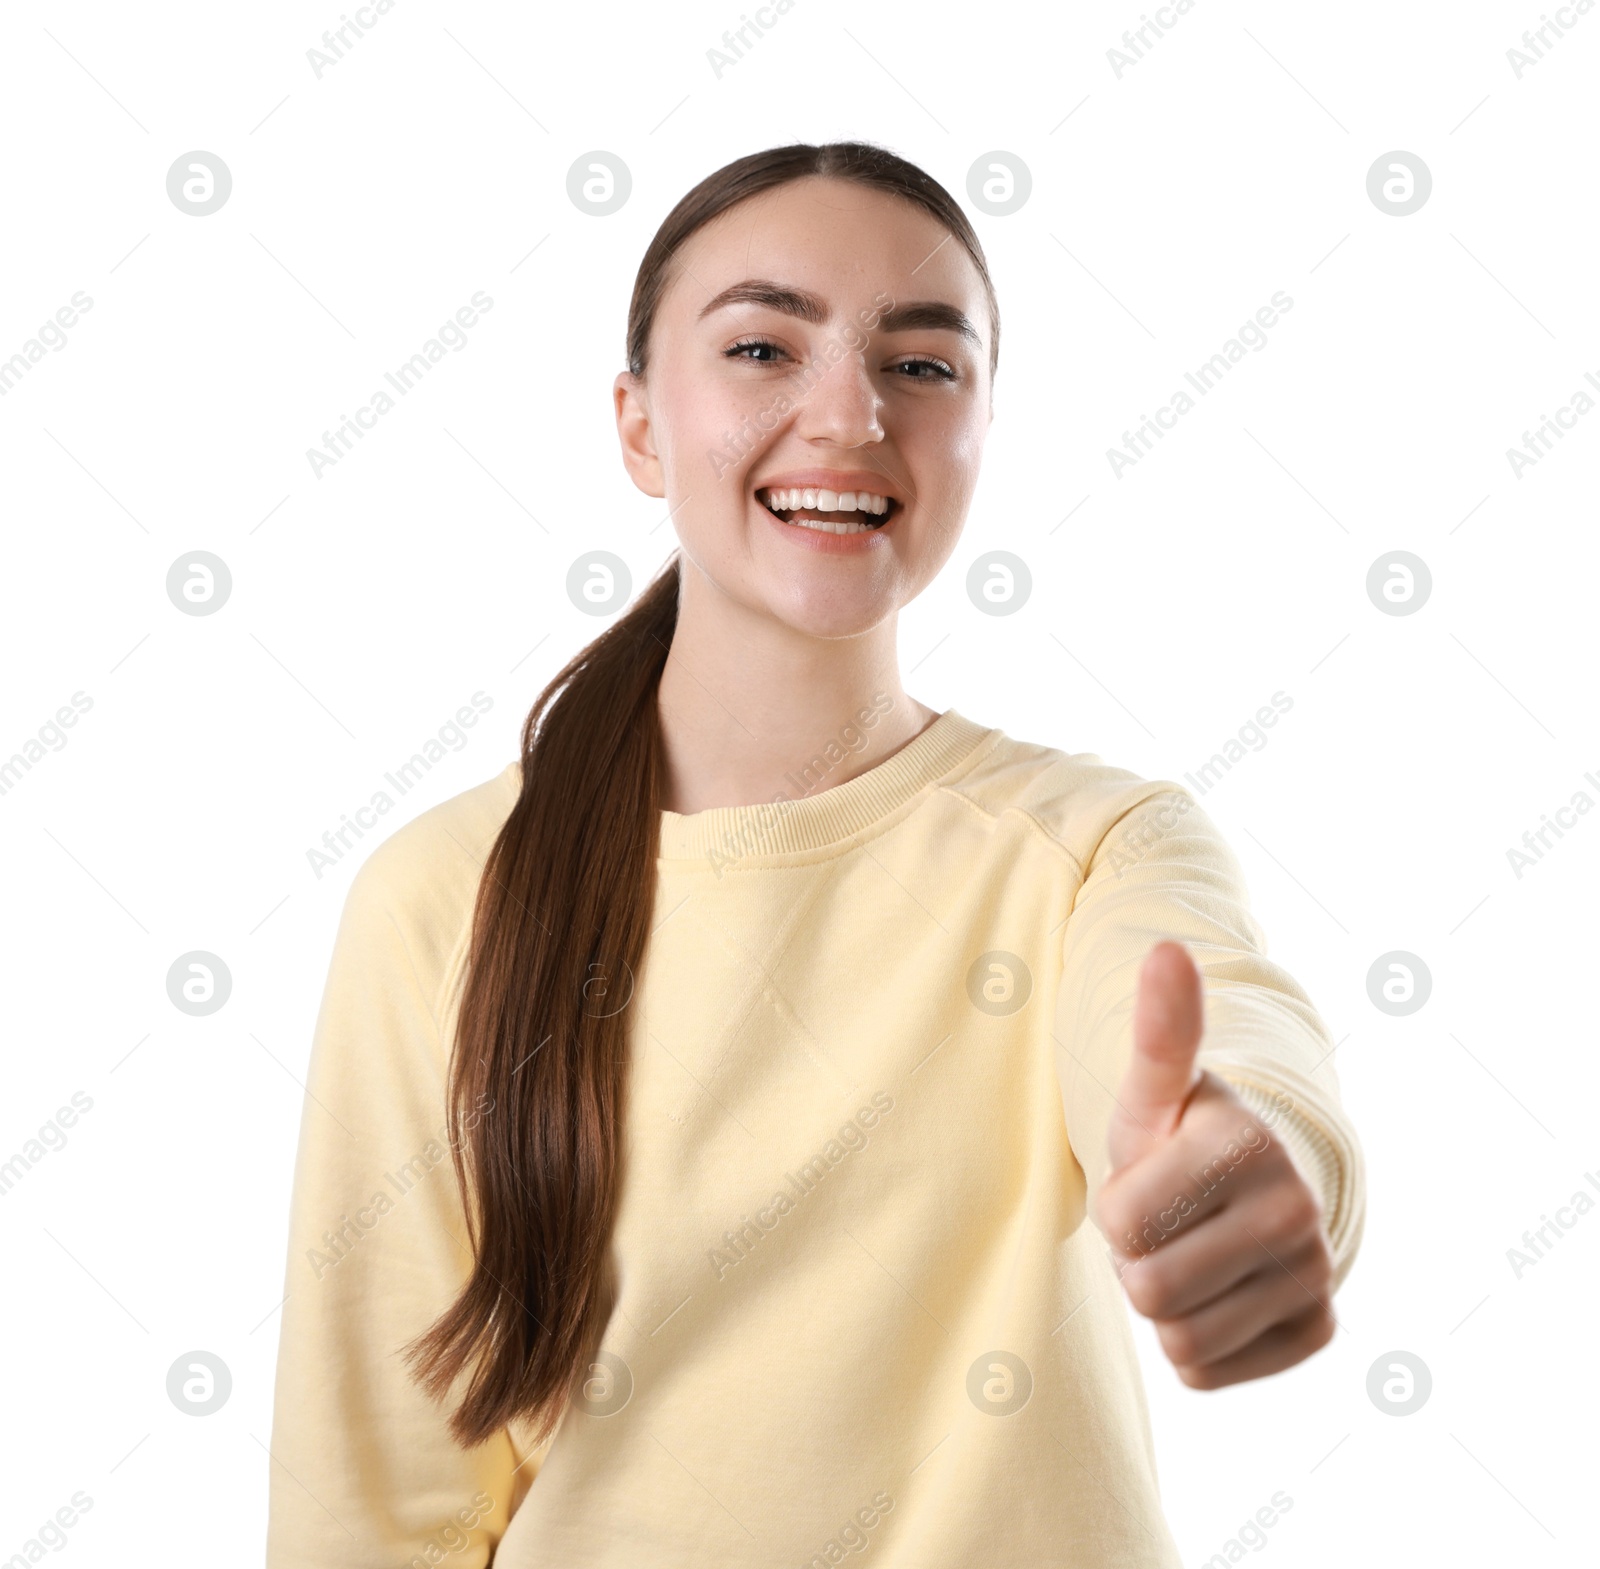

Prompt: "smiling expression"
[615,175,996,639]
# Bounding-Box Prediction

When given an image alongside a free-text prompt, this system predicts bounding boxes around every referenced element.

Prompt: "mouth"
[755,485,899,536]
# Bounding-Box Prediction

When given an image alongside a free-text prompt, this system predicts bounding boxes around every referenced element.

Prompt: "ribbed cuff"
[1222,1076,1364,1295]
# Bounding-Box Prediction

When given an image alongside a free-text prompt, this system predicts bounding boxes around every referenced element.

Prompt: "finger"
[1171,1300,1339,1391]
[1095,1137,1233,1262]
[1152,1240,1332,1370]
[1113,1204,1263,1319]
[1098,1073,1293,1260]
[1108,941,1205,1173]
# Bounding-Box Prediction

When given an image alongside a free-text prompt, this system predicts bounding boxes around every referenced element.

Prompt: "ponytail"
[405,553,680,1446]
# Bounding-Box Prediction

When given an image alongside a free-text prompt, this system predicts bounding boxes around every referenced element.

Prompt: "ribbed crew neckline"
[656,708,996,864]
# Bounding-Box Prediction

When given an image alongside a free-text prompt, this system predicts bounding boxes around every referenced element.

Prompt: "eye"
[725,337,957,382]
[724,336,790,363]
[896,355,957,382]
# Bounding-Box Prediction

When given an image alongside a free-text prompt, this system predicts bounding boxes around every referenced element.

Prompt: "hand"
[1092,940,1337,1389]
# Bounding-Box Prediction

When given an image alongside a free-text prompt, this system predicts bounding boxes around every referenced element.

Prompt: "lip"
[752,468,906,554]
[756,493,894,555]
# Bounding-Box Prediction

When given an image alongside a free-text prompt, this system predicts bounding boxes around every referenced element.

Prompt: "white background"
[1,1,1595,1564]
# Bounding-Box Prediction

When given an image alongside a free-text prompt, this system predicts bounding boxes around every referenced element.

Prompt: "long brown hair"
[405,140,1001,1448]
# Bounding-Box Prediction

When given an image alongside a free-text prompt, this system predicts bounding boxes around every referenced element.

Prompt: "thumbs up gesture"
[1091,941,1337,1389]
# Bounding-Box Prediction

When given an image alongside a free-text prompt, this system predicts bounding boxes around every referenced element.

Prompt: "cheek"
[901,417,985,545]
[660,381,728,474]
[661,380,786,498]
[897,393,985,474]
[933,409,989,474]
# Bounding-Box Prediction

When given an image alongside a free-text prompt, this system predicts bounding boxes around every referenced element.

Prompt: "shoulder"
[337,757,523,972]
[944,719,1199,875]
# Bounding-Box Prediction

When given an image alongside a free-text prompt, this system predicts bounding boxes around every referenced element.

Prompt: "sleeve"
[264,844,540,1568]
[1051,783,1367,1292]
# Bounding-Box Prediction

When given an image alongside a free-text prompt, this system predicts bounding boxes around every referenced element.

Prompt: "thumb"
[1107,940,1205,1174]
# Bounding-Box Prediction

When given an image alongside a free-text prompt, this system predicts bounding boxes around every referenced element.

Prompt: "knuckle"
[1092,1180,1124,1233]
[1122,1261,1172,1317]
[1303,1237,1335,1295]
[1157,1315,1202,1367]
[1263,1182,1319,1240]
[1097,1195,1146,1253]
[1094,1193,1129,1244]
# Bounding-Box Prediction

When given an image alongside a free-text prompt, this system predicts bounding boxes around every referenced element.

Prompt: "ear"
[613,370,665,499]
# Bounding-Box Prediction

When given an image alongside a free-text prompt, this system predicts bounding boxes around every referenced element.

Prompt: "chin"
[763,575,901,641]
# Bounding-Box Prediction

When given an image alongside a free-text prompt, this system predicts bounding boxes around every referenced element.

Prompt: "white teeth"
[757,487,892,516]
[785,516,874,535]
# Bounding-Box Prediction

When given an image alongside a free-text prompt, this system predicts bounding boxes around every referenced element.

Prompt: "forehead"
[663,175,986,327]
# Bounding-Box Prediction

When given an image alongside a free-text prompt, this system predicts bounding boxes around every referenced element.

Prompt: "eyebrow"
[697,279,982,351]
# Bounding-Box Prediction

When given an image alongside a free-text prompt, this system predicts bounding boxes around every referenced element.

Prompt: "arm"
[1052,785,1367,1383]
[264,846,529,1567]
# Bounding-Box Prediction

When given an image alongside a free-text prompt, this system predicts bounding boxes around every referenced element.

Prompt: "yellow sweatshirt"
[265,707,1365,1569]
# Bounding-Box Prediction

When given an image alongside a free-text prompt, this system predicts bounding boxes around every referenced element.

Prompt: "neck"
[655,572,937,816]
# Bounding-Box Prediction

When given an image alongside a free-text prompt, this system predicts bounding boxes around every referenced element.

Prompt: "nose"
[791,346,884,449]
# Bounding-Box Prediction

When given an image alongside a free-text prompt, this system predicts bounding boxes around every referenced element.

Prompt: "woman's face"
[614,175,994,640]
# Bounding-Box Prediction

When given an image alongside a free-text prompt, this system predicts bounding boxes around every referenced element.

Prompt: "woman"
[265,141,1365,1568]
